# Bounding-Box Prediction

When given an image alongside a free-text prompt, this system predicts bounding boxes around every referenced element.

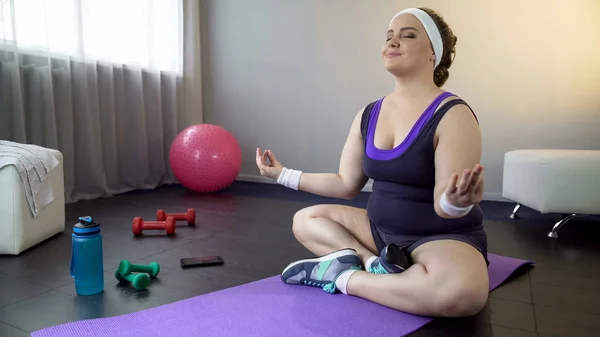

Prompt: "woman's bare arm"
[297,108,370,200]
[433,104,484,218]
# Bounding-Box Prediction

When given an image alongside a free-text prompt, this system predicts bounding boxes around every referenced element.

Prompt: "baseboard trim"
[236,174,276,185]
[235,174,376,192]
[235,174,509,202]
[483,192,510,202]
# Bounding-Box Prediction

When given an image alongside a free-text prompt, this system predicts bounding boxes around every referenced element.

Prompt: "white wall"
[200,0,600,201]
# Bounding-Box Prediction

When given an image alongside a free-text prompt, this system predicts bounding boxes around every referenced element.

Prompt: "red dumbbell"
[156,208,195,226]
[132,216,176,236]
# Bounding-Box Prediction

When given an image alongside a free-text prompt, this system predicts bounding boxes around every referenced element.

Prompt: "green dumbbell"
[117,260,160,278]
[114,270,150,290]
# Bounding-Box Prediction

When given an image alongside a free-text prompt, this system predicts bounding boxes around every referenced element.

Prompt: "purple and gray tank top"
[360,92,484,236]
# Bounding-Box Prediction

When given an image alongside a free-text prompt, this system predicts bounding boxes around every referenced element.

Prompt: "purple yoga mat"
[32,254,532,337]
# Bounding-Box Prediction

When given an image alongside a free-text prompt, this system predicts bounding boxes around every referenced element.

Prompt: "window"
[0,0,182,73]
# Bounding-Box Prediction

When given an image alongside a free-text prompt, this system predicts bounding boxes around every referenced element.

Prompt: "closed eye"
[386,27,418,41]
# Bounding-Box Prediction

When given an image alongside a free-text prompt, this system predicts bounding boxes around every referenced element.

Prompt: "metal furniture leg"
[547,213,577,239]
[509,203,521,219]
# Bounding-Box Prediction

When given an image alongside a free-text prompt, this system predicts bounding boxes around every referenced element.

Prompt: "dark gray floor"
[1,181,600,337]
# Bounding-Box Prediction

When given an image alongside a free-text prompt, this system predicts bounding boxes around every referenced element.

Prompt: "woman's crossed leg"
[283,204,489,318]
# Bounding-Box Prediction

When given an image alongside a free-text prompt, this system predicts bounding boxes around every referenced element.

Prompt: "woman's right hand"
[256,148,284,180]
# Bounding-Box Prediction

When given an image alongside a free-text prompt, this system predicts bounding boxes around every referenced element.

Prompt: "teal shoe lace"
[322,282,337,294]
[368,260,389,274]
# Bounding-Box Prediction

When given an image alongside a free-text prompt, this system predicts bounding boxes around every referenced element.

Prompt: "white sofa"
[0,147,65,255]
[502,149,600,238]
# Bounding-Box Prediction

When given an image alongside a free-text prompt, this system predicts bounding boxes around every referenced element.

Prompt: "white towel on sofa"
[0,141,60,217]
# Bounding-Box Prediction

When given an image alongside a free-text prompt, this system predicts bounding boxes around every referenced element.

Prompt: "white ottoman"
[0,148,65,255]
[502,149,600,238]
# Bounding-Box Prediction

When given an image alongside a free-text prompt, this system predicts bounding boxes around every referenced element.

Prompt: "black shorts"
[370,221,489,266]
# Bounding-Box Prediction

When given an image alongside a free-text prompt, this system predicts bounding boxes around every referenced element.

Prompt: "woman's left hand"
[444,164,485,208]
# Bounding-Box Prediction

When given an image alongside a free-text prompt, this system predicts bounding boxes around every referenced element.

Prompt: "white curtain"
[0,0,203,203]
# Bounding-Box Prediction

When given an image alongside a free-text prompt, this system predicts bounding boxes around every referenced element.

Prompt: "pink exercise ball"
[169,124,242,193]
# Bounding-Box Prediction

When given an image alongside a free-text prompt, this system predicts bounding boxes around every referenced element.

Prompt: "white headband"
[389,8,443,68]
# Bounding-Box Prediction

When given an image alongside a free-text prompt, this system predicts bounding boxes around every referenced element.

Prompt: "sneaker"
[281,248,362,293]
[368,243,412,274]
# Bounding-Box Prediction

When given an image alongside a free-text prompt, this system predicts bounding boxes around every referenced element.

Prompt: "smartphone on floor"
[180,255,224,269]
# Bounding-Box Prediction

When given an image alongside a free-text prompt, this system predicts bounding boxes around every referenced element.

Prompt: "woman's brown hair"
[420,8,458,87]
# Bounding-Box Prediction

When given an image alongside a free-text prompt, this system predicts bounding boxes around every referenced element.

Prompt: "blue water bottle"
[70,216,104,295]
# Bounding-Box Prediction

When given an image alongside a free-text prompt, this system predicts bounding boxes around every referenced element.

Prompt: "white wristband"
[276,167,303,190]
[440,192,473,217]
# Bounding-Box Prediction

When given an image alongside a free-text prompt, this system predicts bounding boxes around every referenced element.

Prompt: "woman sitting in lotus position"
[256,7,488,318]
